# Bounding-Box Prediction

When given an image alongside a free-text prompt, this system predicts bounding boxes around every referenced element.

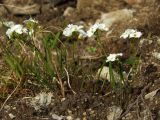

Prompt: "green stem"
[109,62,116,89]
[95,31,107,55]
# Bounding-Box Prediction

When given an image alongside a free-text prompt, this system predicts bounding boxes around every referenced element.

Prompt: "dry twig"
[118,83,152,120]
[64,67,76,95]
[0,78,21,111]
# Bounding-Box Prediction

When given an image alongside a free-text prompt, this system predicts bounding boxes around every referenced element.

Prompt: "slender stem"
[95,31,107,55]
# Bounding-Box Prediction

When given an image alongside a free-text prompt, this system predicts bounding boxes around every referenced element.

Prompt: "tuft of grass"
[0,20,64,93]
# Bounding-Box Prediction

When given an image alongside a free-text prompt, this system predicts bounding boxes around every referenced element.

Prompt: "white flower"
[28,29,34,36]
[78,29,88,39]
[3,21,15,27]
[129,31,142,38]
[106,53,123,62]
[120,29,142,39]
[87,23,108,37]
[23,18,38,24]
[63,24,85,37]
[6,24,28,38]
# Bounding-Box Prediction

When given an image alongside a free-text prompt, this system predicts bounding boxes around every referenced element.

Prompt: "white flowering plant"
[105,53,125,88]
[63,23,108,39]
[5,24,27,39]
[62,23,108,62]
[86,23,108,37]
[23,18,39,37]
[63,24,87,40]
[120,29,142,39]
[1,17,143,97]
[120,29,142,56]
[1,18,63,92]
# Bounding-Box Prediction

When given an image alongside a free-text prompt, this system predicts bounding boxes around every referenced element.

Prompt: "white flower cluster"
[106,53,123,63]
[3,21,15,28]
[6,24,28,39]
[5,18,39,39]
[63,23,108,38]
[24,18,38,36]
[87,23,108,37]
[120,29,142,39]
[23,18,38,24]
[63,24,86,38]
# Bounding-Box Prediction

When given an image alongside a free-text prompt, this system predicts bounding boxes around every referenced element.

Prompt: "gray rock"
[107,106,123,120]
[0,5,7,17]
[8,113,16,119]
[124,0,156,5]
[51,113,65,120]
[97,9,134,29]
[96,66,120,82]
[3,0,40,15]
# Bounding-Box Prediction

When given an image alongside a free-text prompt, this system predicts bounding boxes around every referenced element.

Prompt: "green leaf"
[109,62,115,88]
[5,54,23,78]
[125,56,137,65]
[52,32,61,49]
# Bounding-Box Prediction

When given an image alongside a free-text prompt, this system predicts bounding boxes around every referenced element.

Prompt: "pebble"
[83,112,87,116]
[75,118,81,120]
[67,109,73,115]
[82,117,87,120]
[4,105,11,111]
[96,66,121,82]
[8,113,16,119]
[63,7,75,17]
[66,116,73,120]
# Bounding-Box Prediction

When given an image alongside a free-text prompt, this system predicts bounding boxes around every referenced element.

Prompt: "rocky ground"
[0,0,160,120]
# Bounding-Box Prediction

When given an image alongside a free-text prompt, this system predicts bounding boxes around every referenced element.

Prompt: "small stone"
[66,116,73,120]
[125,113,133,119]
[8,113,16,119]
[51,113,65,120]
[96,66,121,83]
[4,105,11,111]
[139,38,152,47]
[107,106,123,120]
[61,97,66,102]
[63,7,75,17]
[82,117,87,120]
[67,109,72,115]
[83,112,87,116]
[90,110,95,115]
[31,92,53,110]
[152,52,160,60]
[157,39,160,45]
[75,118,81,120]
